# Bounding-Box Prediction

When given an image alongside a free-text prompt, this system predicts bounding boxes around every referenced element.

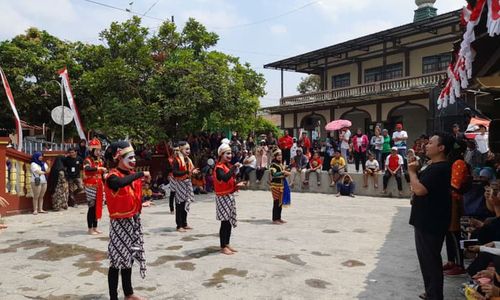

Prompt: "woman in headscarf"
[47,155,69,211]
[171,141,200,232]
[30,152,49,215]
[104,141,150,300]
[269,147,291,224]
[83,138,107,235]
[214,140,243,255]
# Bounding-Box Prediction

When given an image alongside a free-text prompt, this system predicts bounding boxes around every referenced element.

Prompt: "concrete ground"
[0,190,464,300]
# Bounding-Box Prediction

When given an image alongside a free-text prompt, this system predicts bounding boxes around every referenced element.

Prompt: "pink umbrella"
[325,119,352,131]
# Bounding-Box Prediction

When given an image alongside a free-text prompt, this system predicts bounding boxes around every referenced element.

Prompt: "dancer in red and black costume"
[171,141,199,232]
[83,138,107,235]
[214,140,244,255]
[104,141,150,300]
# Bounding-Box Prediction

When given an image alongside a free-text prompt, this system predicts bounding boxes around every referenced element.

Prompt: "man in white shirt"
[340,127,351,162]
[474,125,489,164]
[392,123,408,171]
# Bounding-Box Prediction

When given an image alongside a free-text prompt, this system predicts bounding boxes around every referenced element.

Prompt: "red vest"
[83,157,103,186]
[213,163,236,196]
[105,169,142,219]
[173,156,193,180]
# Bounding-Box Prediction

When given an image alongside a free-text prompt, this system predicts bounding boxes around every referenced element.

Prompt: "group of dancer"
[95,138,292,300]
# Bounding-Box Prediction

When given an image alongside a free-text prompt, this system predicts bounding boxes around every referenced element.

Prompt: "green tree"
[0,17,266,144]
[297,74,320,94]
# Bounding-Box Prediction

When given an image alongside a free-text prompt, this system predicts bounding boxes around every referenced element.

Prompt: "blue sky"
[0,0,461,107]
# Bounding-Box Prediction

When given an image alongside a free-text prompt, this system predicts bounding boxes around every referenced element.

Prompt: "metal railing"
[280,71,446,106]
[12,139,75,155]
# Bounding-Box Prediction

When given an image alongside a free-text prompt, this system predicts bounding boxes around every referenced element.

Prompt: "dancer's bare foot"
[278,219,287,224]
[176,228,187,232]
[220,247,234,255]
[125,294,147,300]
[93,228,103,234]
[184,226,193,230]
[226,245,238,252]
[38,210,47,214]
[0,224,8,229]
[272,220,282,225]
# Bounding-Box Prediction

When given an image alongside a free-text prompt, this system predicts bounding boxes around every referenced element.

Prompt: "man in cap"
[382,146,404,196]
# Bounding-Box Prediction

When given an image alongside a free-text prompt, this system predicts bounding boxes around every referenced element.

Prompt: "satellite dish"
[51,106,74,125]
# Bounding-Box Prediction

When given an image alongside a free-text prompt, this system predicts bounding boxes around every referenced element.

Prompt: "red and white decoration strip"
[487,0,500,36]
[0,67,23,151]
[438,0,499,109]
[58,67,86,140]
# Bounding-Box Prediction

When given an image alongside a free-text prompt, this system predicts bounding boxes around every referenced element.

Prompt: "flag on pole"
[0,67,23,151]
[58,67,86,140]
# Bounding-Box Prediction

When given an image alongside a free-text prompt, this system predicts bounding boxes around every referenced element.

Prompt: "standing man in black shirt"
[409,132,454,300]
[65,147,84,208]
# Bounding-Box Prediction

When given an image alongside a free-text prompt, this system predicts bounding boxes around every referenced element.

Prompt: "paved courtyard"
[0,190,464,299]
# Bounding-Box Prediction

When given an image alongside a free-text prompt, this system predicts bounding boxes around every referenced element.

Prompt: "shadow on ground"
[355,206,464,300]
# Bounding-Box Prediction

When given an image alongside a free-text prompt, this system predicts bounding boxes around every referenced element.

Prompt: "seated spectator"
[289,148,308,188]
[336,174,355,197]
[255,146,268,183]
[142,182,154,207]
[329,150,346,186]
[202,158,215,192]
[363,153,380,189]
[382,147,404,196]
[192,172,207,194]
[303,151,322,186]
[240,150,257,186]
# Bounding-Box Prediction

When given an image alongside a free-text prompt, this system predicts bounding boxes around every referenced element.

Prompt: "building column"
[280,69,284,99]
[376,103,382,122]
[280,114,285,129]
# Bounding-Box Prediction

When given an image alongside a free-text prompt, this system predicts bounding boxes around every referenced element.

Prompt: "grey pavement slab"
[0,191,464,299]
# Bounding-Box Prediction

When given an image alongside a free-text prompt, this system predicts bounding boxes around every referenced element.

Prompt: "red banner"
[0,67,23,150]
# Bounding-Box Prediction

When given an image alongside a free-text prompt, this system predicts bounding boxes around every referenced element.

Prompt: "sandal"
[419,293,426,299]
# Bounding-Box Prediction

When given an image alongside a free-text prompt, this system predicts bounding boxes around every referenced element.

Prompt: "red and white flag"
[0,67,23,151]
[58,67,85,140]
[487,0,500,36]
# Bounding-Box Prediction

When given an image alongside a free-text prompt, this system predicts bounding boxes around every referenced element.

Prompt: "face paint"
[181,146,190,156]
[122,152,136,169]
[222,151,232,162]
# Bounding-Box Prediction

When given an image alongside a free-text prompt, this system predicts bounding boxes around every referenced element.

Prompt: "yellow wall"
[284,113,294,128]
[327,64,358,89]
[409,43,453,76]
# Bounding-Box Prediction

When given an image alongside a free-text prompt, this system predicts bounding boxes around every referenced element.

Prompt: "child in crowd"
[363,153,380,189]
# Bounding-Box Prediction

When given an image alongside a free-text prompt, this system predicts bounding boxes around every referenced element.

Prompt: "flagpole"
[60,79,64,144]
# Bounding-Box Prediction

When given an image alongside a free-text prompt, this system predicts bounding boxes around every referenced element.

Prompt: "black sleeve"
[172,159,189,177]
[107,172,144,191]
[84,166,98,172]
[216,167,234,182]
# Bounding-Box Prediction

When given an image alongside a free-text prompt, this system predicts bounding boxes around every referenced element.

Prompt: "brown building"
[264,1,462,141]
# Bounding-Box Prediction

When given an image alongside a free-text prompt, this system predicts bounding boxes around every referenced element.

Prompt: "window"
[422,53,452,74]
[385,63,403,80]
[332,73,350,89]
[364,63,403,83]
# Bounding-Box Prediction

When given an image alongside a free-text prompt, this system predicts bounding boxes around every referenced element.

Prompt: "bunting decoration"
[0,67,23,151]
[58,67,86,140]
[487,0,500,36]
[438,0,499,109]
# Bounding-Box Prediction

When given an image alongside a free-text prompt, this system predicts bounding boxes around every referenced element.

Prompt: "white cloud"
[181,9,244,29]
[322,19,395,45]
[270,24,287,35]
[314,0,373,21]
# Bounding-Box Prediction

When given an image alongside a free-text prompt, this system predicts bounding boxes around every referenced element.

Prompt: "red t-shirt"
[310,157,322,169]
[278,135,293,150]
[387,154,401,172]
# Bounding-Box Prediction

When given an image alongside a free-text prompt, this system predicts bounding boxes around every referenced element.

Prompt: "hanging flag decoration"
[438,0,499,109]
[58,67,86,140]
[0,67,23,151]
